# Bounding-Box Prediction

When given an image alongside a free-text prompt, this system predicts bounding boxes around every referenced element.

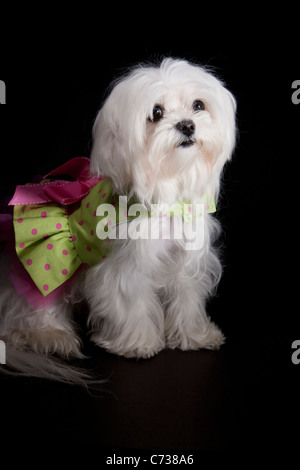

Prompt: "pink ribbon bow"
[9,157,102,206]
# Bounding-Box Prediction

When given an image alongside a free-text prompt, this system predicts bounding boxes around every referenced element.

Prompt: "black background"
[0,9,299,457]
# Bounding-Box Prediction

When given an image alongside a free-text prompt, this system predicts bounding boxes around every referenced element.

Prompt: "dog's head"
[91,58,236,204]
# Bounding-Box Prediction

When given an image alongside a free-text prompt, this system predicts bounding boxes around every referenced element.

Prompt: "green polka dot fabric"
[14,179,115,296]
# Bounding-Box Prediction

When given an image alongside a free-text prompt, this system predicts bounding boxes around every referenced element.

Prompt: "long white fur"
[0,58,236,383]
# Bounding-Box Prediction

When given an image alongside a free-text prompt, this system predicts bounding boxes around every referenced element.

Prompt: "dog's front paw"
[167,321,225,351]
[91,332,165,359]
[122,344,163,359]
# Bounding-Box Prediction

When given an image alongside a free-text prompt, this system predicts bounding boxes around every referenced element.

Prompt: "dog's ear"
[90,100,132,193]
[222,88,237,163]
[214,84,237,167]
[90,76,149,194]
[208,85,237,203]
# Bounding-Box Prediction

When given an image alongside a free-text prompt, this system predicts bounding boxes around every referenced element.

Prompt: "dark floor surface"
[1,336,299,457]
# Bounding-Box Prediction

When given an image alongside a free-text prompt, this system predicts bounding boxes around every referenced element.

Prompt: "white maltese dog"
[0,58,236,382]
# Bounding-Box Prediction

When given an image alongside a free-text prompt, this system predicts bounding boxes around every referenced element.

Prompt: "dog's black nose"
[176,120,195,137]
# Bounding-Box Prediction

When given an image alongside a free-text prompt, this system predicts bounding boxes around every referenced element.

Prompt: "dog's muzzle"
[176,119,196,147]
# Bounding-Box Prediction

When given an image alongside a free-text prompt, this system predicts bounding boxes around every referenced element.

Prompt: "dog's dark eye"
[152,105,164,122]
[193,100,205,111]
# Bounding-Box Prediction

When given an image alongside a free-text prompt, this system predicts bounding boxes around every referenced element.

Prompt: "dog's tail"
[1,345,102,388]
